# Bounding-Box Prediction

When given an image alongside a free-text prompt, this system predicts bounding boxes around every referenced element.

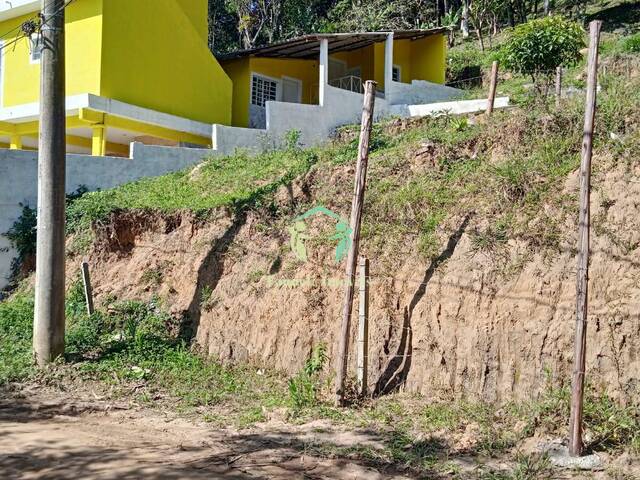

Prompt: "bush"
[3,204,37,279]
[500,16,584,95]
[621,32,640,53]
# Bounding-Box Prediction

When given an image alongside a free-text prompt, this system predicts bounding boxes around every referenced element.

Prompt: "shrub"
[3,204,37,278]
[500,16,584,96]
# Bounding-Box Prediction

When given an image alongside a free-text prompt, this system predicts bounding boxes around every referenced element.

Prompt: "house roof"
[217,28,448,61]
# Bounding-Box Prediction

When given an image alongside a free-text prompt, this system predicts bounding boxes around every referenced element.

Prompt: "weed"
[140,267,164,286]
[288,343,327,409]
[200,285,216,311]
[247,269,266,283]
[283,129,302,150]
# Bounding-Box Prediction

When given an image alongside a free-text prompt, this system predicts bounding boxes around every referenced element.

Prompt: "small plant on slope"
[288,343,327,409]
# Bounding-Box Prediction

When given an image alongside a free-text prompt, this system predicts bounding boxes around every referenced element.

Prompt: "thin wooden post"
[356,257,369,396]
[569,20,601,458]
[81,261,94,316]
[555,66,563,108]
[486,60,499,116]
[335,81,376,407]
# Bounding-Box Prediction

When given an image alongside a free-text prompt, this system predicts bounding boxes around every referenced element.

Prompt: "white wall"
[266,85,391,147]
[390,96,511,117]
[0,143,212,289]
[212,124,265,155]
[387,80,462,105]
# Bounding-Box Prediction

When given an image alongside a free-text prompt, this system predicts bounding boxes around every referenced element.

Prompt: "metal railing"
[329,75,364,94]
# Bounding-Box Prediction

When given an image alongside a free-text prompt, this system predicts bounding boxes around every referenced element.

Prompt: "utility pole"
[569,20,601,458]
[335,81,376,407]
[33,0,66,366]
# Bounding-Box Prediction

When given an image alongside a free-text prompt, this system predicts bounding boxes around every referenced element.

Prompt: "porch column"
[9,134,22,150]
[319,37,329,106]
[91,124,107,156]
[384,32,394,98]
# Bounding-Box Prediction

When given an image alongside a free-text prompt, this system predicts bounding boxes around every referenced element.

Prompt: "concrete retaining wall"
[0,144,212,289]
[390,96,511,117]
[266,85,391,147]
[387,80,461,105]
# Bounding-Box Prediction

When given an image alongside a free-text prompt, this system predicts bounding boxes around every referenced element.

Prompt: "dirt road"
[0,388,418,480]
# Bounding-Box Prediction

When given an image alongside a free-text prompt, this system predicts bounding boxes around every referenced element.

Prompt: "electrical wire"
[0,0,76,54]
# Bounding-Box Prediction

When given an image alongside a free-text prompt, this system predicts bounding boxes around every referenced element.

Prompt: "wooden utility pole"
[335,81,376,406]
[81,262,94,316]
[486,61,499,116]
[356,257,369,396]
[569,20,601,458]
[33,0,67,366]
[555,66,563,108]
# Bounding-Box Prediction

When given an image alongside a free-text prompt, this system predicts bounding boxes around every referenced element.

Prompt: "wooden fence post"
[486,60,499,116]
[335,80,376,407]
[81,261,95,316]
[555,66,563,108]
[357,257,369,396]
[569,20,601,458]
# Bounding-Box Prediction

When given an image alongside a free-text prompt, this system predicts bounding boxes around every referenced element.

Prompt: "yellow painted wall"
[220,33,446,127]
[176,0,209,45]
[221,58,251,128]
[410,34,447,84]
[393,39,413,83]
[1,0,103,107]
[100,0,232,125]
[331,45,375,84]
[251,57,318,104]
[221,56,318,128]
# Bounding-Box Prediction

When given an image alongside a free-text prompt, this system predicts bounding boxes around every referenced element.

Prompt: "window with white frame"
[392,65,401,82]
[30,35,43,62]
[251,75,278,107]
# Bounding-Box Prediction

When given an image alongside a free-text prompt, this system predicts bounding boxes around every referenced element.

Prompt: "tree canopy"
[207,0,593,55]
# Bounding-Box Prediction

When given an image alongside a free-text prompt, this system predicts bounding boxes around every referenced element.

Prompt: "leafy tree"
[326,0,437,31]
[500,15,584,96]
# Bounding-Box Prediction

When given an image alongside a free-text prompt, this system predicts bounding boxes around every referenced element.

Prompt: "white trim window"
[251,74,278,107]
[30,35,43,63]
[392,65,401,82]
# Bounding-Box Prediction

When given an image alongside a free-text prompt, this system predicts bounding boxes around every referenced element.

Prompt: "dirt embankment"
[72,153,640,405]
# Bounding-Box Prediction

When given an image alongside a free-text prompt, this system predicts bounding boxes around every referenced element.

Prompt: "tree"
[468,0,503,51]
[500,15,584,96]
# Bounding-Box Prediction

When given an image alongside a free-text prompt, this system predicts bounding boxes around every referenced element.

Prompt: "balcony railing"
[329,75,364,94]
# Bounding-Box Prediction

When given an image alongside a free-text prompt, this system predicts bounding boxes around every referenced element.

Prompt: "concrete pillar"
[91,125,106,156]
[319,37,329,106]
[384,32,394,99]
[9,134,22,150]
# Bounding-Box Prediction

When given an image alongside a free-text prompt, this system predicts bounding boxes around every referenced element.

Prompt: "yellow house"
[218,30,448,129]
[0,0,232,156]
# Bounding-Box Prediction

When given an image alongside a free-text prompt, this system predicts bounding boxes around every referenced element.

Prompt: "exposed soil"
[70,152,640,404]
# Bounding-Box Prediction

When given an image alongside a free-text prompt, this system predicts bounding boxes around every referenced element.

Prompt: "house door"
[282,77,301,103]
